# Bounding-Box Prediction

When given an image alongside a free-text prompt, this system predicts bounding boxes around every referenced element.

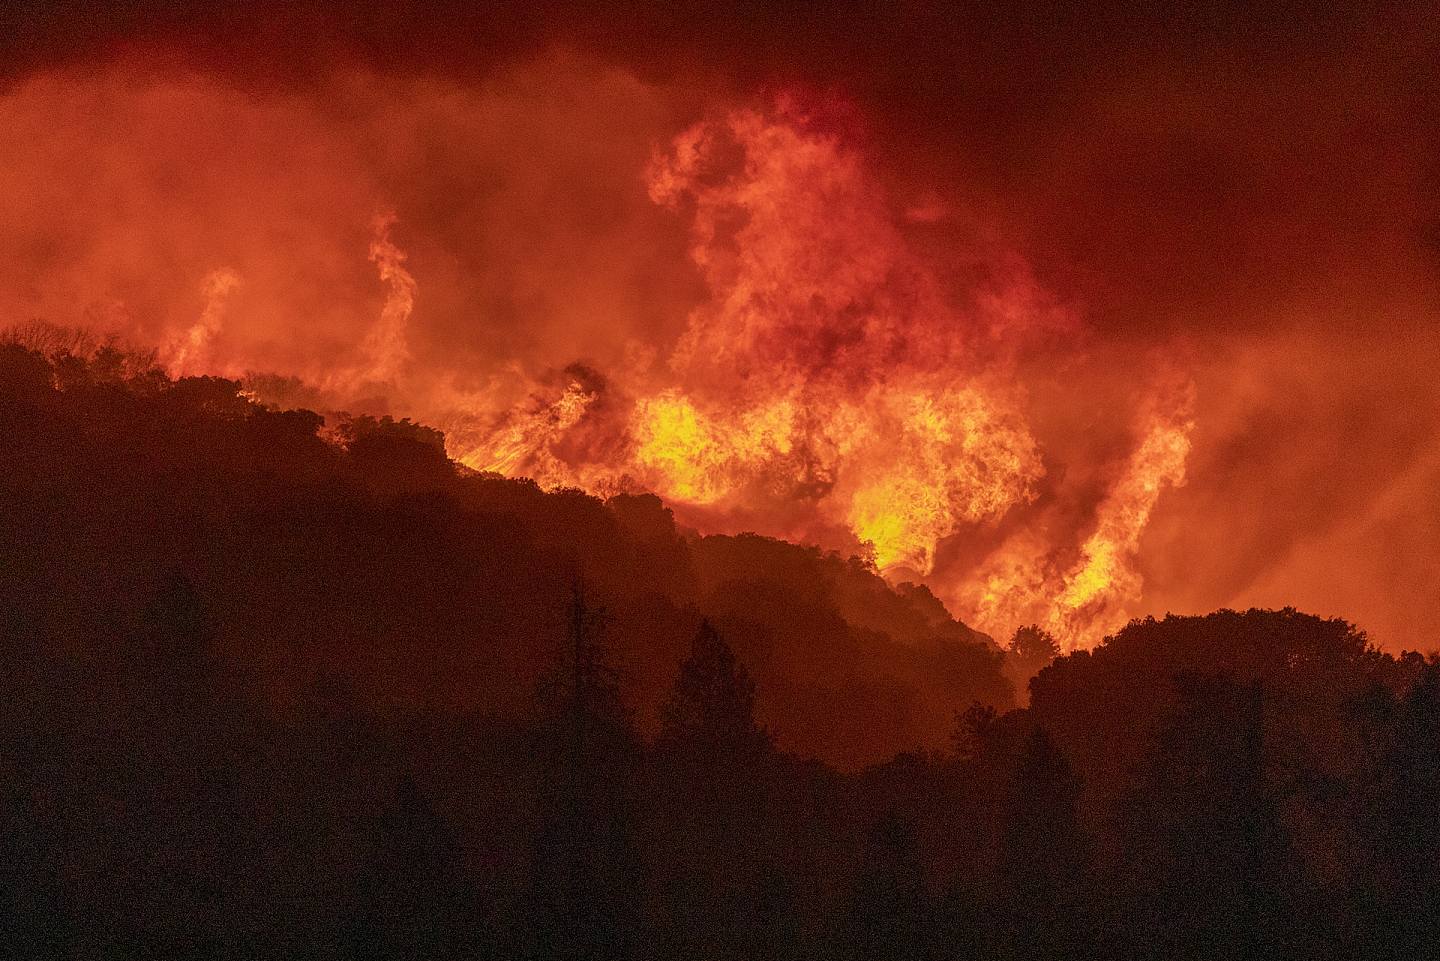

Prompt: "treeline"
[0,332,1012,767]
[2,337,1439,959]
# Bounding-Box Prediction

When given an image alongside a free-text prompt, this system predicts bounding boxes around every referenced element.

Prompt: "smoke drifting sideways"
[2,8,1437,652]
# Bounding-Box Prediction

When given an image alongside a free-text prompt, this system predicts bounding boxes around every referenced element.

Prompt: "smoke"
[358,212,416,387]
[440,104,1176,648]
[163,268,241,376]
[1,7,1437,650]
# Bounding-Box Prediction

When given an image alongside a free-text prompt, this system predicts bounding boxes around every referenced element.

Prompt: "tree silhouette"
[1357,656,1440,955]
[1006,625,1060,705]
[537,585,627,748]
[650,620,779,960]
[996,727,1095,961]
[1118,674,1301,960]
[528,586,643,961]
[344,775,481,961]
[951,702,999,761]
[5,339,1440,960]
[842,811,940,961]
[658,619,770,760]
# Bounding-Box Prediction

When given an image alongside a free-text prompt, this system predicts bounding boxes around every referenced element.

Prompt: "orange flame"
[81,89,1190,653]
[359,212,415,386]
[164,268,241,376]
[441,105,1192,649]
[947,380,1195,649]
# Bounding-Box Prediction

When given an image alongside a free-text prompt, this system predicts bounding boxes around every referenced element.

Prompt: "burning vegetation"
[4,32,1436,651]
[2,335,1438,960]
[16,92,1198,652]
[2,3,1439,957]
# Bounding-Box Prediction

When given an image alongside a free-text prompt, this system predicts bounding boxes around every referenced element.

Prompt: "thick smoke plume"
[449,104,1192,649]
[2,4,1437,649]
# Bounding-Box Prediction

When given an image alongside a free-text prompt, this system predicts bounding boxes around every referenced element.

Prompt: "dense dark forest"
[3,333,1438,959]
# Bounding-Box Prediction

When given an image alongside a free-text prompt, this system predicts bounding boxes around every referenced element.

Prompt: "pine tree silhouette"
[659,619,770,760]
[528,584,642,961]
[997,727,1095,961]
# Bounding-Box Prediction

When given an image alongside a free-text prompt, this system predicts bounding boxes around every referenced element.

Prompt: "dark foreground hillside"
[2,338,1439,960]
[0,336,1011,766]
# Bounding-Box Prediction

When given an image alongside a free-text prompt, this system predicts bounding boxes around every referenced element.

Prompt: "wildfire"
[1057,399,1194,617]
[841,386,1042,572]
[359,212,416,387]
[630,391,799,505]
[164,268,241,376]
[956,384,1195,650]
[133,99,1191,652]
[460,375,599,478]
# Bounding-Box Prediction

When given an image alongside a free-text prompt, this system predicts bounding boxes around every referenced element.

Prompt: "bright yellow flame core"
[948,392,1195,650]
[845,388,1043,571]
[624,383,1044,576]
[629,392,802,504]
[633,393,728,503]
[399,107,1192,652]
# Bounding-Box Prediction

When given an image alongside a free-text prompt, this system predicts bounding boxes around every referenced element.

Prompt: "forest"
[2,335,1438,960]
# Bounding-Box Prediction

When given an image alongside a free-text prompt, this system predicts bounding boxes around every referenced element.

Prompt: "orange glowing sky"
[3,1,1438,651]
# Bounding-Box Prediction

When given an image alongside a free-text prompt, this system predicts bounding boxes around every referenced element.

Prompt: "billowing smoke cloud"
[2,2,1437,650]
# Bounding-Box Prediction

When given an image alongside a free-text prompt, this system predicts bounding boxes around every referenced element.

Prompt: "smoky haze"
[2,0,1437,650]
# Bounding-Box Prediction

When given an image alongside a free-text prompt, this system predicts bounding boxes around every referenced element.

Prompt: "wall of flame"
[2,47,1436,653]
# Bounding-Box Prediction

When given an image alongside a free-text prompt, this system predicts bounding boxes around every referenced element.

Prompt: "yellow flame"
[1051,406,1193,634]
[946,383,1195,650]
[844,387,1042,572]
[631,392,802,505]
[633,392,730,503]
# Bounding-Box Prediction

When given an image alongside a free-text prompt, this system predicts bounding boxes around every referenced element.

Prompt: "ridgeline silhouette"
[1,335,1437,959]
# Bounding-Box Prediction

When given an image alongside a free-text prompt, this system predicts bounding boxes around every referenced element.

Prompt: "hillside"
[0,339,1012,767]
